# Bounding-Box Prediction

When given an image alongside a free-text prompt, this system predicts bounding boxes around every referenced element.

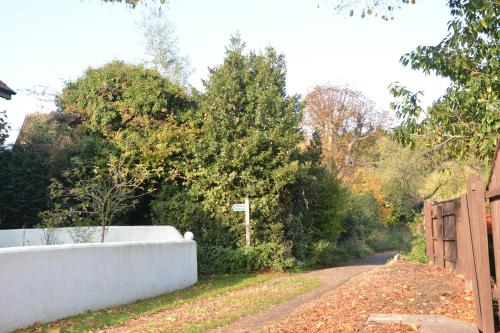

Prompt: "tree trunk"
[101,224,106,243]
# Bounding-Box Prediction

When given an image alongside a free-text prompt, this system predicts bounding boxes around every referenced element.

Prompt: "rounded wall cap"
[184,231,194,241]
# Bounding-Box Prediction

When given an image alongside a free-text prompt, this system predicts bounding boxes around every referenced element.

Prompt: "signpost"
[232,197,251,246]
[231,203,246,212]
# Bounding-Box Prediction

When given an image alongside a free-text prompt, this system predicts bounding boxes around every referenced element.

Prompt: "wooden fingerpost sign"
[232,197,251,246]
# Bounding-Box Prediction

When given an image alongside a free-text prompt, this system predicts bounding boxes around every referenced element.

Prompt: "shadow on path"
[208,251,396,333]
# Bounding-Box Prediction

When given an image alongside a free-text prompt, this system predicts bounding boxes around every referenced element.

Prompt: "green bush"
[365,230,390,252]
[307,240,338,267]
[306,238,374,268]
[339,239,374,260]
[198,242,295,276]
[404,213,428,263]
[405,234,428,263]
[366,228,411,252]
[244,243,296,271]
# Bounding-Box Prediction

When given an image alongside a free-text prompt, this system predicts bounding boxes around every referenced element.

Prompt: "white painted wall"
[0,225,186,247]
[0,226,197,333]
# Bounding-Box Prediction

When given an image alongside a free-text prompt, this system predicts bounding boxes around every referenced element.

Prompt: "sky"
[0,0,452,143]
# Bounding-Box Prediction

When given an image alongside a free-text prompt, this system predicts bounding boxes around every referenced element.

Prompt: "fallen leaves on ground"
[265,260,475,333]
[105,276,319,332]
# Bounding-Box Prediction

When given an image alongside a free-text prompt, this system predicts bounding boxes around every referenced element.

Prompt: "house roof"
[15,112,55,145]
[0,80,16,99]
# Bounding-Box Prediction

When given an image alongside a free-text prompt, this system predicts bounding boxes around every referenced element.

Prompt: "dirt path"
[208,251,396,333]
[266,259,476,333]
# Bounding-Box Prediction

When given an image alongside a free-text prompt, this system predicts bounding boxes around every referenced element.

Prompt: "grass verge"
[19,272,319,333]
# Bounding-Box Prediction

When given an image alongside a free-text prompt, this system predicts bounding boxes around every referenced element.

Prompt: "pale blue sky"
[0,0,451,142]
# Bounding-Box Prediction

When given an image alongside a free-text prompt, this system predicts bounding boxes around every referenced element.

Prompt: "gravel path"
[208,251,396,333]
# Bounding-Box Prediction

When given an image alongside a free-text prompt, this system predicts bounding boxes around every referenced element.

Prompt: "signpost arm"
[245,197,251,246]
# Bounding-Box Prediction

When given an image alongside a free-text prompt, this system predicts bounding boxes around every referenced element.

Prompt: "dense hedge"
[198,243,295,276]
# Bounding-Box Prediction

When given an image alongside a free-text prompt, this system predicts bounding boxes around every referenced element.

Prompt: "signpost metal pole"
[245,197,250,246]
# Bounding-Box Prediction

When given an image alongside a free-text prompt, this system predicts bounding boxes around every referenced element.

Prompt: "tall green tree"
[55,62,198,225]
[0,112,97,229]
[153,37,344,256]
[58,61,197,177]
[191,36,305,247]
[0,146,50,229]
[287,136,346,257]
[391,0,499,161]
[0,118,64,229]
[0,110,9,146]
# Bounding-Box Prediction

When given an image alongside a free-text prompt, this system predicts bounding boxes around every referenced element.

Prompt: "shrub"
[405,234,428,263]
[307,240,338,267]
[366,227,411,252]
[404,213,428,263]
[306,238,374,268]
[339,239,374,260]
[197,242,295,276]
[244,243,296,272]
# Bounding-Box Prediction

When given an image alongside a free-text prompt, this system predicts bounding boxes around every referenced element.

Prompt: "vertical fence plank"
[458,195,473,286]
[487,140,500,317]
[461,193,483,327]
[467,174,495,333]
[491,199,500,284]
[488,180,500,297]
[435,204,445,268]
[424,200,434,263]
[455,198,465,277]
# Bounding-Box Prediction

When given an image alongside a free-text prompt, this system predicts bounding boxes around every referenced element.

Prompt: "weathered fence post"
[490,195,500,289]
[486,141,500,319]
[458,195,473,288]
[461,193,483,326]
[433,203,446,268]
[423,200,434,263]
[466,174,495,333]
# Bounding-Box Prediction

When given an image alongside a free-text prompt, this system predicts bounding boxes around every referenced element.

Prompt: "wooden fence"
[424,171,500,333]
